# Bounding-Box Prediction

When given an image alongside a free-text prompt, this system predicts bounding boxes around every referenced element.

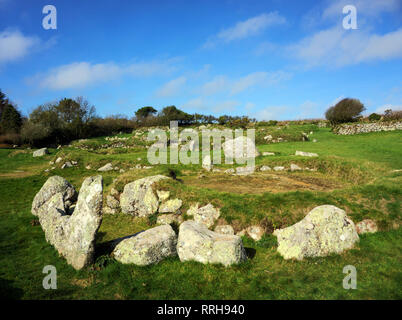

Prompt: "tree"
[135,106,157,120]
[0,104,23,133]
[325,98,365,125]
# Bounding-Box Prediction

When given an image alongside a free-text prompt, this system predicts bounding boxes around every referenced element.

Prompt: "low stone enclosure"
[333,121,402,135]
[32,174,377,270]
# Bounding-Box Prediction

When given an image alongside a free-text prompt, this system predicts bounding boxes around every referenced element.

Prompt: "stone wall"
[333,122,402,135]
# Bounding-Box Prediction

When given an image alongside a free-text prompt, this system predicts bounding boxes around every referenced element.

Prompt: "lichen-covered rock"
[98,163,113,172]
[157,214,184,225]
[222,136,260,159]
[235,166,254,175]
[273,205,359,260]
[187,203,220,228]
[260,165,271,171]
[290,164,302,171]
[214,225,234,235]
[120,175,168,216]
[31,176,77,216]
[112,225,177,265]
[246,225,265,241]
[356,219,378,234]
[34,176,103,270]
[177,221,247,266]
[106,195,119,209]
[274,166,285,171]
[33,147,49,157]
[159,198,182,213]
[157,190,170,202]
[202,155,213,171]
[295,150,318,157]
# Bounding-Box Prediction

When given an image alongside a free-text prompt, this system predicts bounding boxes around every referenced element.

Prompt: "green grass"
[0,124,401,299]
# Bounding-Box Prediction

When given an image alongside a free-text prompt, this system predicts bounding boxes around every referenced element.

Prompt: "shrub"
[325,98,365,125]
[368,113,381,121]
[383,109,402,121]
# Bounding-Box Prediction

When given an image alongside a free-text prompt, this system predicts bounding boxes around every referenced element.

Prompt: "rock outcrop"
[273,205,359,260]
[187,203,220,228]
[112,225,177,265]
[32,176,103,270]
[177,221,247,266]
[120,175,168,216]
[33,148,49,157]
[356,219,378,234]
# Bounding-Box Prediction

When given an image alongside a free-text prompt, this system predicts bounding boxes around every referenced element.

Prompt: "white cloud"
[288,26,402,67]
[230,71,292,95]
[200,75,228,96]
[29,60,177,90]
[181,97,239,114]
[0,30,39,64]
[204,12,286,47]
[155,76,187,97]
[252,106,289,121]
[375,104,402,113]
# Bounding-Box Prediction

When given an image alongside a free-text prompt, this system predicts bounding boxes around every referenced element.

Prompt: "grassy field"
[0,125,401,299]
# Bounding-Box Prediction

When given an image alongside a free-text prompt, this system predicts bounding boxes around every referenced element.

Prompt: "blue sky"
[1,0,402,120]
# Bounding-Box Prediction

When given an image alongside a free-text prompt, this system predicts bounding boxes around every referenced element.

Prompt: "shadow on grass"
[0,278,24,300]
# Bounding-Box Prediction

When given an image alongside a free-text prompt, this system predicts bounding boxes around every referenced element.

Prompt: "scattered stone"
[246,225,265,241]
[103,207,117,215]
[61,161,73,169]
[313,139,317,143]
[159,199,182,213]
[110,188,119,197]
[214,225,235,235]
[222,136,260,160]
[290,164,302,171]
[119,169,125,173]
[273,205,359,260]
[177,221,247,266]
[86,165,91,170]
[120,175,168,216]
[236,229,247,237]
[113,225,177,266]
[31,176,77,216]
[33,176,103,270]
[157,214,184,225]
[33,148,49,157]
[295,150,318,157]
[49,161,54,165]
[264,135,273,141]
[187,203,220,228]
[106,195,120,209]
[356,219,378,234]
[260,165,271,171]
[98,163,114,172]
[55,157,63,164]
[262,152,275,156]
[274,166,285,171]
[71,161,78,165]
[224,168,235,174]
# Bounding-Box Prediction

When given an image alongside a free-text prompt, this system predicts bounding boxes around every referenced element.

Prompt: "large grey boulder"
[177,221,247,266]
[32,176,77,216]
[273,205,359,260]
[187,203,220,228]
[112,225,177,265]
[33,148,49,157]
[222,136,260,160]
[33,176,103,270]
[120,175,168,216]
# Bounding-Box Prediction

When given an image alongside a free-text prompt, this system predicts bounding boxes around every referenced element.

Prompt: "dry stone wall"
[333,121,402,135]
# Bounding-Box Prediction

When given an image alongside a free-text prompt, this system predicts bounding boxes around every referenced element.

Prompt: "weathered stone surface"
[295,150,318,157]
[356,219,378,234]
[55,157,63,164]
[262,152,275,156]
[202,155,213,171]
[98,163,113,172]
[273,205,359,260]
[214,225,235,235]
[222,136,260,159]
[260,165,271,171]
[106,195,120,209]
[274,166,285,171]
[159,198,182,213]
[290,164,302,171]
[157,214,184,225]
[32,176,77,216]
[120,175,168,216]
[34,176,103,270]
[187,203,220,228]
[224,168,235,174]
[112,225,177,265]
[33,148,49,157]
[110,188,119,197]
[334,121,402,135]
[177,221,247,266]
[157,190,170,201]
[246,225,265,241]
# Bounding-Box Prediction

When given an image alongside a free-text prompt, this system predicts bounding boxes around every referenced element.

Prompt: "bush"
[368,113,381,121]
[325,98,365,125]
[383,109,402,121]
